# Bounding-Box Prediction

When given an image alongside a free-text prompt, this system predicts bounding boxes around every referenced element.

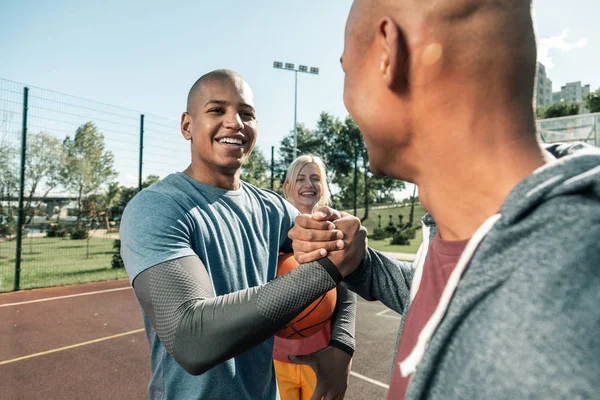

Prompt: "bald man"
[289,0,600,399]
[120,70,357,400]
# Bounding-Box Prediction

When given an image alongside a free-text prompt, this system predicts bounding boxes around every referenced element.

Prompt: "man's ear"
[181,112,193,140]
[377,17,408,92]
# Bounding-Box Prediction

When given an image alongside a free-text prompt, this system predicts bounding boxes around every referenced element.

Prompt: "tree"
[101,182,121,230]
[313,113,404,217]
[276,123,327,182]
[0,139,19,237]
[535,107,545,119]
[584,89,600,113]
[24,132,63,224]
[540,102,580,119]
[241,146,269,188]
[59,122,118,222]
[0,140,18,227]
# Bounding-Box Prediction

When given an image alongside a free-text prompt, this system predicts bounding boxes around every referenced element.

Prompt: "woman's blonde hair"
[283,154,331,207]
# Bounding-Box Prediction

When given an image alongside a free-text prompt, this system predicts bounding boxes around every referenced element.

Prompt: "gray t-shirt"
[120,172,298,399]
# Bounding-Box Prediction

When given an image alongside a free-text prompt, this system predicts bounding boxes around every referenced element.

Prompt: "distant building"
[560,81,590,103]
[552,92,562,103]
[535,62,553,107]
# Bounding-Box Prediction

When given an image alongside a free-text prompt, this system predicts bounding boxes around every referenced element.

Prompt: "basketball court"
[1,279,400,400]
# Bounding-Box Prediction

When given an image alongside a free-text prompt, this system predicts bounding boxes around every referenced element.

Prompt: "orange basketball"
[275,253,337,339]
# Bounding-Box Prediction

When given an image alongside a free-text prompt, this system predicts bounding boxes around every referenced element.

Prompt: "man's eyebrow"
[204,99,229,107]
[240,103,256,112]
[204,99,255,112]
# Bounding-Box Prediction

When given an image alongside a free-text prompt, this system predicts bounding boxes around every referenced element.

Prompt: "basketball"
[275,253,337,339]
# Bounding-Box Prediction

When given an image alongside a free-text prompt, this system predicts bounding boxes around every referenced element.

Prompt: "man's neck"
[184,163,241,191]
[412,110,546,240]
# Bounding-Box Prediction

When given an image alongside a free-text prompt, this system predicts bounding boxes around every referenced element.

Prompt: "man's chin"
[212,158,243,175]
[369,162,386,177]
[366,155,389,178]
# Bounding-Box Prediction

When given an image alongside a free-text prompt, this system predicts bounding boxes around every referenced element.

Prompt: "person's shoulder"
[122,174,187,225]
[502,193,600,276]
[535,191,600,230]
[124,182,173,212]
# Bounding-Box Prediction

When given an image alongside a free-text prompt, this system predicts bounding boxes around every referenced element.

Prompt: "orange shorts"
[273,360,317,400]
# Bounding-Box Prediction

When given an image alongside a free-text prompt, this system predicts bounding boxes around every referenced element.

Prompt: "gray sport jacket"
[344,142,600,399]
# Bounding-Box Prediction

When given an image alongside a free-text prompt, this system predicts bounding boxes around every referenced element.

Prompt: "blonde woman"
[273,154,357,400]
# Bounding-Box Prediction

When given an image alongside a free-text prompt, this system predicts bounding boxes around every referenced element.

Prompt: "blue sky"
[1,0,598,195]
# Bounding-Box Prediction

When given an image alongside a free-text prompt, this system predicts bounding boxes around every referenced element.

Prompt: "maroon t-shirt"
[387,233,469,400]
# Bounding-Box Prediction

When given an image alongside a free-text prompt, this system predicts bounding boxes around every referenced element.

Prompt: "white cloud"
[538,29,588,69]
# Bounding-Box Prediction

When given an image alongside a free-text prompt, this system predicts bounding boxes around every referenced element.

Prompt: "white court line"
[350,371,390,389]
[0,286,132,308]
[0,328,145,365]
[356,300,389,308]
[2,286,393,391]
[376,309,402,320]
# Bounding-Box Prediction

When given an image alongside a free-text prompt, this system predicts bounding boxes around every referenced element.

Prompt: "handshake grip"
[288,207,368,278]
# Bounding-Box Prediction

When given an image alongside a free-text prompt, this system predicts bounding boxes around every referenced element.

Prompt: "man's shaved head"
[342,0,538,180]
[186,69,248,114]
[346,0,536,85]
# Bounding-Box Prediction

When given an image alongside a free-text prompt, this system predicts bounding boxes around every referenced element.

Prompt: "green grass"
[0,236,127,293]
[0,203,428,292]
[344,203,427,254]
[368,237,423,254]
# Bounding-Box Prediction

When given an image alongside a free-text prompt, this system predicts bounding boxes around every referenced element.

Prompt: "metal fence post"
[270,146,275,190]
[353,140,358,216]
[14,87,29,291]
[138,114,144,192]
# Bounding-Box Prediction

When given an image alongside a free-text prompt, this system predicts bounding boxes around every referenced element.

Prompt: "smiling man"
[120,70,356,399]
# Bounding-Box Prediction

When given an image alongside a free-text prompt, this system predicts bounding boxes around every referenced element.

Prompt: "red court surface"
[1,279,399,400]
[1,280,149,400]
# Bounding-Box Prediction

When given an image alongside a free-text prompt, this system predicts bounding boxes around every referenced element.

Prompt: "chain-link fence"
[1,77,598,293]
[0,78,186,292]
[537,113,599,147]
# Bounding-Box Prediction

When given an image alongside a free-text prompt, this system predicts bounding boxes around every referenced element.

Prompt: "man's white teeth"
[219,138,243,145]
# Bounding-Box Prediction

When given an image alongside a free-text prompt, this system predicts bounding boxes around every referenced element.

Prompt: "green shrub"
[372,227,387,240]
[391,227,416,245]
[384,224,397,237]
[46,223,68,238]
[111,239,124,269]
[70,227,88,240]
[0,222,15,237]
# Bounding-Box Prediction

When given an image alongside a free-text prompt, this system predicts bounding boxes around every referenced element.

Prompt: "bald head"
[342,0,539,180]
[186,69,247,114]
[346,0,536,90]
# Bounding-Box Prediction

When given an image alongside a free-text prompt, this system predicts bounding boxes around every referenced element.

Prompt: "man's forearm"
[329,283,357,356]
[134,256,342,375]
[343,248,414,315]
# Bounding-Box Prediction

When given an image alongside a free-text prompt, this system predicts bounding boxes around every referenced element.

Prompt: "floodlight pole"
[273,62,319,160]
[293,70,298,159]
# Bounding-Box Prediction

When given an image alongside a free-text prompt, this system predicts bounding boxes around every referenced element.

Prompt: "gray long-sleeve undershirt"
[133,255,347,375]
